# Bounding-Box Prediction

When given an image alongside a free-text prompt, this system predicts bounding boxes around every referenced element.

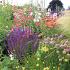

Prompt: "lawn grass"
[57,10,70,37]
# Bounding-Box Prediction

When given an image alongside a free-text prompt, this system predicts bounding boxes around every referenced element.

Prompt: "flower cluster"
[13,7,34,26]
[42,16,57,28]
[6,27,39,60]
[43,34,70,53]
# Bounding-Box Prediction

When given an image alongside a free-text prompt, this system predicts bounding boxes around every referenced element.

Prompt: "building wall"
[0,0,5,5]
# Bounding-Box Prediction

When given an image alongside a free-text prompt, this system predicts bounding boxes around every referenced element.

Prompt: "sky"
[7,0,70,9]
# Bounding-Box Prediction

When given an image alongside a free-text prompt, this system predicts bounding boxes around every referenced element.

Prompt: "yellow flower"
[43,62,44,64]
[63,50,66,54]
[53,67,55,68]
[6,26,8,28]
[41,46,49,52]
[27,61,29,63]
[36,64,39,67]
[37,58,40,61]
[16,66,19,69]
[64,59,68,62]
[43,67,49,70]
[22,67,25,70]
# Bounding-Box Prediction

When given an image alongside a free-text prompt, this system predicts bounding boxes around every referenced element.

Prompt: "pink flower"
[11,28,14,32]
[35,22,40,26]
[64,48,70,52]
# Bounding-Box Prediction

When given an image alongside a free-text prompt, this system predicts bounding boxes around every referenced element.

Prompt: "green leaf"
[1,66,8,70]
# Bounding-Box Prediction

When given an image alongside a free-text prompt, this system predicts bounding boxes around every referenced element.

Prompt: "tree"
[47,0,63,15]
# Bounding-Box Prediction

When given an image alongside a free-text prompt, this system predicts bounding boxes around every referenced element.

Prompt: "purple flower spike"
[6,27,39,60]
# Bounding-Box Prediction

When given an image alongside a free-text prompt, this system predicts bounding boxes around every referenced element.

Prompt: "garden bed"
[0,5,70,70]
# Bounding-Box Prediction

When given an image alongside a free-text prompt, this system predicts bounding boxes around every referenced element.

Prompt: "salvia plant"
[6,27,39,60]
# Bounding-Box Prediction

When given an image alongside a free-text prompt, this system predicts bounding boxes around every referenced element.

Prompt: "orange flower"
[45,19,56,28]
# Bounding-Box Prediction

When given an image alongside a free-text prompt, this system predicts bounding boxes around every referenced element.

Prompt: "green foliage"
[0,5,13,41]
[0,56,21,70]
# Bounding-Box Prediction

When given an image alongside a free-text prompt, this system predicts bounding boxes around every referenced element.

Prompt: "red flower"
[27,16,34,20]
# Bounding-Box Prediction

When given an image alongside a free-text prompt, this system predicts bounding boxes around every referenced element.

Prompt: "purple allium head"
[6,27,39,60]
[58,34,65,39]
